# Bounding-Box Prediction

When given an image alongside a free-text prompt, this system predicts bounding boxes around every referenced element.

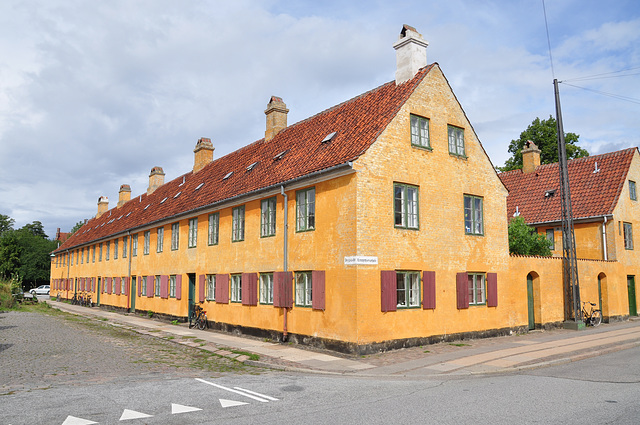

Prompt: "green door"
[527,274,535,330]
[598,275,603,313]
[97,277,101,306]
[628,276,637,317]
[130,276,136,312]
[188,274,196,320]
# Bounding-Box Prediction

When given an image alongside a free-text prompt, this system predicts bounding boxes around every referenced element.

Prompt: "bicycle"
[190,303,208,330]
[582,301,602,327]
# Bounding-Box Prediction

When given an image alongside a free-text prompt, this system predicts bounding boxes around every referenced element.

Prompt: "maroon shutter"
[241,273,257,306]
[381,270,397,312]
[273,271,293,308]
[216,274,229,303]
[108,277,113,294]
[423,271,436,309]
[124,277,129,296]
[199,274,206,302]
[456,272,469,309]
[147,276,154,298]
[311,270,325,310]
[176,275,182,300]
[161,275,168,299]
[486,273,498,307]
[115,277,121,295]
[138,278,142,297]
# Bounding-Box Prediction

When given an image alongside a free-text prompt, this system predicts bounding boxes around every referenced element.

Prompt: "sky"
[1,0,639,239]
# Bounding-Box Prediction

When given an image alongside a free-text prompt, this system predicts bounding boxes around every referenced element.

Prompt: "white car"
[30,285,50,295]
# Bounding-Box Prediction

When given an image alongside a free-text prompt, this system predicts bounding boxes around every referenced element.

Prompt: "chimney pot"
[193,137,214,173]
[393,24,429,85]
[147,166,165,195]
[97,196,109,218]
[117,184,131,207]
[264,96,289,141]
[522,140,541,174]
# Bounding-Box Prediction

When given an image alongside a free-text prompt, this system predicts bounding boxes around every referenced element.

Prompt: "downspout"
[66,250,70,300]
[281,185,289,341]
[602,216,608,261]
[127,231,133,312]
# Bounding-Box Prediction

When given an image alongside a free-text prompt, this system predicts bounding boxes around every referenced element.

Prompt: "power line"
[562,66,640,83]
[561,82,640,105]
[542,0,555,80]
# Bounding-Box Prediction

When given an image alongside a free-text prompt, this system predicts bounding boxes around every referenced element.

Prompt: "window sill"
[449,153,468,160]
[411,144,433,152]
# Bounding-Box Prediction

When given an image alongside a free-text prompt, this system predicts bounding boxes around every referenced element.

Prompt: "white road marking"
[195,378,268,402]
[171,403,202,414]
[119,409,153,421]
[61,416,98,425]
[219,399,248,408]
[234,387,279,401]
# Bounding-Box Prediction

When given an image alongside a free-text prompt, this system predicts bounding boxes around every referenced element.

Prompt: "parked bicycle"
[190,303,208,330]
[582,301,602,327]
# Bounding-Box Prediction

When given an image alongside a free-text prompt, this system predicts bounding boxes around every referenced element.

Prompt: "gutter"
[528,214,614,227]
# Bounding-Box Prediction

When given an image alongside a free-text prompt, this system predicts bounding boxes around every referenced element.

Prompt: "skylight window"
[117,215,123,220]
[195,183,204,190]
[322,132,337,143]
[160,197,168,204]
[223,172,233,180]
[174,191,181,198]
[144,204,150,210]
[246,161,259,171]
[274,150,289,160]
[126,212,131,217]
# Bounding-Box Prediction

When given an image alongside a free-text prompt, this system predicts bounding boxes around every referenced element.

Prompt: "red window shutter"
[216,274,229,304]
[273,271,293,308]
[456,272,469,309]
[242,273,258,306]
[312,270,325,310]
[108,277,112,294]
[175,275,182,300]
[423,271,436,310]
[487,273,498,307]
[161,275,168,299]
[147,276,154,298]
[198,274,206,303]
[125,277,130,296]
[380,270,397,312]
[116,277,121,294]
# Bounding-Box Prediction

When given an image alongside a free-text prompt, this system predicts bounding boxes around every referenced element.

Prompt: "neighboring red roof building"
[55,228,70,242]
[499,147,637,225]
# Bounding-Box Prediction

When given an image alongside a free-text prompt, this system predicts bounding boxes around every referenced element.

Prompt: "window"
[546,229,555,250]
[114,239,119,259]
[410,114,430,149]
[624,222,634,250]
[143,231,150,255]
[80,248,84,264]
[208,213,219,245]
[169,275,176,298]
[630,181,637,201]
[464,195,484,235]
[171,223,179,250]
[296,188,315,231]
[157,227,164,253]
[261,198,277,237]
[396,271,420,308]
[448,125,465,157]
[122,236,128,258]
[92,245,96,263]
[295,272,312,307]
[260,273,274,305]
[141,275,147,296]
[99,243,102,262]
[230,274,242,302]
[232,206,245,242]
[132,234,138,257]
[394,183,419,229]
[188,218,198,248]
[155,275,161,297]
[468,273,486,305]
[206,275,216,301]
[106,242,110,261]
[121,277,126,295]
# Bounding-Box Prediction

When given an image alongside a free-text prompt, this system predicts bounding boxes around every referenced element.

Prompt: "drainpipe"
[281,185,289,340]
[602,216,608,261]
[66,250,70,299]
[127,231,133,312]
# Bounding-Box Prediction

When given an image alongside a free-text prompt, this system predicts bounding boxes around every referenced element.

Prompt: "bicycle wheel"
[196,316,206,330]
[590,310,602,327]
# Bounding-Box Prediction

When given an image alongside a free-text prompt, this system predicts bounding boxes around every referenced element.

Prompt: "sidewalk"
[47,300,640,377]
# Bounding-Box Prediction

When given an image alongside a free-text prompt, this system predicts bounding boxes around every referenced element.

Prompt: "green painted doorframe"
[188,274,196,320]
[628,276,637,317]
[527,274,535,330]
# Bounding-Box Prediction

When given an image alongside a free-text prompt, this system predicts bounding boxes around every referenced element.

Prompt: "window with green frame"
[394,183,419,229]
[396,271,420,308]
[206,274,215,301]
[122,236,127,258]
[143,231,150,255]
[630,180,637,201]
[208,213,219,245]
[624,222,634,250]
[546,229,555,250]
[260,273,273,305]
[141,275,147,296]
[468,273,486,305]
[296,188,315,232]
[188,218,198,248]
[169,275,176,298]
[132,234,138,257]
[155,275,161,297]
[261,197,277,237]
[114,239,119,259]
[410,114,430,149]
[448,125,465,157]
[171,223,179,250]
[464,194,484,235]
[295,271,312,307]
[157,227,164,253]
[232,206,245,242]
[230,274,242,302]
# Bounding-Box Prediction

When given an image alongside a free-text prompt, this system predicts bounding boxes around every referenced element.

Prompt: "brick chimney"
[522,140,541,174]
[264,96,289,141]
[97,196,109,218]
[193,137,214,173]
[393,25,429,85]
[147,166,165,195]
[117,184,131,207]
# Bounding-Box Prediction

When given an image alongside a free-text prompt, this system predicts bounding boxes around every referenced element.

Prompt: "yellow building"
[51,26,638,353]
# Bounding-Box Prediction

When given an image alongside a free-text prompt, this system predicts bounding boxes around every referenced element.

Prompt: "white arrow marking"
[234,387,279,401]
[219,399,248,408]
[171,403,202,414]
[61,416,98,425]
[119,409,153,421]
[195,378,268,402]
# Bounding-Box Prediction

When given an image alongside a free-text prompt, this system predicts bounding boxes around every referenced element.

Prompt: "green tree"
[0,231,22,278]
[508,216,552,256]
[21,221,48,239]
[500,116,588,172]
[0,214,14,236]
[70,220,85,234]
[15,228,57,288]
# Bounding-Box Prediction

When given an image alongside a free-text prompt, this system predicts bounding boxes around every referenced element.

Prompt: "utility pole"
[554,79,582,327]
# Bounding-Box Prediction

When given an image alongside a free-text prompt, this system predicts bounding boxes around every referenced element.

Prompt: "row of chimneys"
[96,25,429,218]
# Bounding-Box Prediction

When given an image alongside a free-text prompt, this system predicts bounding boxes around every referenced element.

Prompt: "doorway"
[628,276,637,317]
[97,277,101,306]
[188,273,196,321]
[130,276,136,312]
[527,274,535,330]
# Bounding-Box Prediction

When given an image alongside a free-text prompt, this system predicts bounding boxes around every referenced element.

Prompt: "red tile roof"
[499,147,637,224]
[54,65,435,253]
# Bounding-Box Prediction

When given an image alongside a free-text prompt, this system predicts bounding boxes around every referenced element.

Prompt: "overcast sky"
[1,0,639,239]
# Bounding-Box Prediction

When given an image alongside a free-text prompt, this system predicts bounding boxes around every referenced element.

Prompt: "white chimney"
[393,25,429,85]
